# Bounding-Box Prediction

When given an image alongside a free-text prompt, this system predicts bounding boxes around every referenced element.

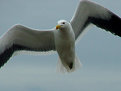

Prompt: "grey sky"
[0,0,121,91]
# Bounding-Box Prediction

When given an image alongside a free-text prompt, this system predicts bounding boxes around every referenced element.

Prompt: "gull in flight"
[0,0,121,73]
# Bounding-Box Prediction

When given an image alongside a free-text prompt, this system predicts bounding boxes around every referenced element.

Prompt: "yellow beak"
[56,25,61,29]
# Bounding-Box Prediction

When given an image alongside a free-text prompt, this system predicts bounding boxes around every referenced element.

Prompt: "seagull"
[0,0,121,73]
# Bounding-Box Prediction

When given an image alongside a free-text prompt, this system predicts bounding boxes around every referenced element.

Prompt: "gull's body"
[55,20,80,72]
[55,21,75,70]
[0,0,121,73]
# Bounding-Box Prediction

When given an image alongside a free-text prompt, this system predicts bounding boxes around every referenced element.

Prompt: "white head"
[56,20,71,30]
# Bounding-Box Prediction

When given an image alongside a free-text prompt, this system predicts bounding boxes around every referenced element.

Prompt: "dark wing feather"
[88,12,121,36]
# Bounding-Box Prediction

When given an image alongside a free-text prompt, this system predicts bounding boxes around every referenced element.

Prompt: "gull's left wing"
[70,0,121,40]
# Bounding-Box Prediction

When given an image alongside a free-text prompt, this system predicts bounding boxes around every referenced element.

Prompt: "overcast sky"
[0,0,121,91]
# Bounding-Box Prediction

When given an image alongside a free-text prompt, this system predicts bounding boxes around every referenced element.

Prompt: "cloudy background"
[0,0,121,91]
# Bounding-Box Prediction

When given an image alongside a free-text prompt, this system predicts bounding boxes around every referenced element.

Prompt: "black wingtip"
[0,46,14,68]
[89,12,121,37]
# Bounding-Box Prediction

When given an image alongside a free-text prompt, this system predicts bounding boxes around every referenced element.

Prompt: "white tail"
[56,55,82,73]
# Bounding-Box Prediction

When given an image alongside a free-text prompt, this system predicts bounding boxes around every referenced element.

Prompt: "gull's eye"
[62,22,65,24]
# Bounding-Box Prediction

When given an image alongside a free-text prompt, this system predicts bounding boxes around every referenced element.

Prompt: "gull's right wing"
[0,25,56,67]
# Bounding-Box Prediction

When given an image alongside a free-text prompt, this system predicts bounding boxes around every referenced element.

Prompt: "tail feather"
[56,56,82,73]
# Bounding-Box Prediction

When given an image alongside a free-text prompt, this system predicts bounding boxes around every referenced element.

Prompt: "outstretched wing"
[0,25,56,67]
[70,0,121,40]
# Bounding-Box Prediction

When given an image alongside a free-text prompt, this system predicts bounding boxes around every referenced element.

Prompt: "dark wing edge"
[0,44,26,68]
[88,12,121,37]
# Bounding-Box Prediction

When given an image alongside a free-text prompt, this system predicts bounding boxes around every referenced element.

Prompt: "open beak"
[56,25,61,29]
